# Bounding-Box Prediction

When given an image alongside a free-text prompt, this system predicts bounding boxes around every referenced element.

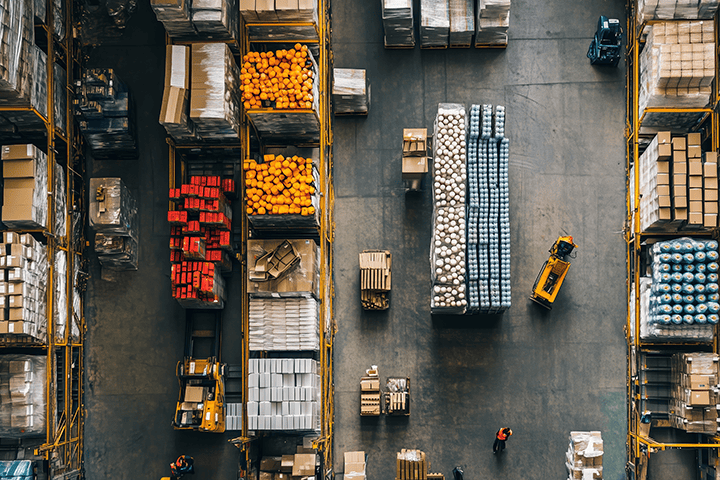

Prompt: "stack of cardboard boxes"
[0,233,47,342]
[449,0,474,47]
[150,0,196,37]
[637,0,719,29]
[1,145,47,229]
[332,69,370,115]
[475,0,511,47]
[344,452,366,480]
[258,450,318,480]
[249,297,319,351]
[359,250,391,310]
[240,0,318,23]
[565,431,603,480]
[0,355,46,437]
[396,449,427,480]
[419,0,450,48]
[638,132,718,231]
[190,43,242,141]
[160,45,197,142]
[402,129,428,191]
[670,352,720,434]
[90,178,139,270]
[382,0,415,47]
[246,358,320,431]
[360,366,380,416]
[151,0,239,42]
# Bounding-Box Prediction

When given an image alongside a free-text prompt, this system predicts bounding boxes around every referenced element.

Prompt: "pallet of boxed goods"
[247,238,320,298]
[565,432,603,480]
[449,0,474,47]
[669,352,720,434]
[360,365,381,416]
[382,0,415,48]
[151,0,239,51]
[637,0,719,25]
[420,0,450,48]
[332,69,370,115]
[359,250,391,310]
[241,0,319,42]
[89,178,139,271]
[396,449,427,480]
[1,145,48,230]
[0,355,46,437]
[249,296,319,351]
[344,452,367,480]
[402,128,429,191]
[475,0,510,47]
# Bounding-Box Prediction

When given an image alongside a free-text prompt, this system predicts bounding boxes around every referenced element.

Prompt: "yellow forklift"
[172,310,226,433]
[530,236,578,309]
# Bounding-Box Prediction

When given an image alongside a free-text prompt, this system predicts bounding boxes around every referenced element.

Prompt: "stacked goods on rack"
[0,233,47,343]
[639,21,715,128]
[246,358,320,431]
[449,0,474,47]
[89,178,139,270]
[359,250,391,310]
[244,151,320,231]
[249,297,319,351]
[396,450,427,480]
[332,69,370,115]
[637,132,718,231]
[565,432,603,480]
[637,0,719,24]
[247,239,320,297]
[240,0,317,22]
[344,452,366,480]
[190,43,242,140]
[0,355,46,437]
[151,0,239,44]
[360,366,380,416]
[382,0,415,47]
[402,129,429,190]
[0,460,35,478]
[466,104,510,313]
[159,45,197,142]
[75,69,136,157]
[669,352,720,434]
[257,452,318,480]
[420,0,450,48]
[168,175,235,307]
[475,0,511,47]
[1,145,47,229]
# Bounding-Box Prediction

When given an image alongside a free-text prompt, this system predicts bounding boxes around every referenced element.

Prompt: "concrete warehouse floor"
[78,1,692,480]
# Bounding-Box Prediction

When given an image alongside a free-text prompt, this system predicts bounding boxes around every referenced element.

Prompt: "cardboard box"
[3,159,36,178]
[705,189,718,201]
[674,196,687,208]
[675,208,688,220]
[689,390,712,405]
[657,173,670,185]
[673,149,686,162]
[707,177,719,189]
[160,86,188,125]
[687,374,716,390]
[673,162,687,175]
[688,145,702,158]
[261,457,283,472]
[292,454,316,476]
[658,143,672,159]
[706,202,719,214]
[687,132,702,146]
[402,156,428,180]
[657,161,670,174]
[165,45,190,89]
[184,386,205,403]
[260,472,274,480]
[673,137,687,150]
[705,162,718,178]
[689,188,703,201]
[689,160,703,175]
[280,455,294,473]
[689,176,703,188]
[689,201,703,212]
[673,173,687,186]
[659,207,672,220]
[247,239,319,296]
[689,212,703,224]
[658,196,672,207]
[657,132,671,144]
[1,145,39,161]
[402,129,427,156]
[705,151,718,164]
[0,321,29,335]
[360,378,380,391]
[657,185,671,196]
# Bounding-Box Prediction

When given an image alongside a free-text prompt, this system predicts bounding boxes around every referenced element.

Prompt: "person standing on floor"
[170,455,195,479]
[493,427,513,454]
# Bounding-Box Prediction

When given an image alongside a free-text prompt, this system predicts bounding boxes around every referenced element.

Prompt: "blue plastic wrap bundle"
[650,238,720,326]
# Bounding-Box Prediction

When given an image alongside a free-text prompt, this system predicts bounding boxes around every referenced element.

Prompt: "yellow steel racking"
[626,2,720,477]
[232,0,335,475]
[0,0,86,477]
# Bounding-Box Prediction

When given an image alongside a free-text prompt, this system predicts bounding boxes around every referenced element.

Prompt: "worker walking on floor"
[493,427,513,454]
[170,455,195,479]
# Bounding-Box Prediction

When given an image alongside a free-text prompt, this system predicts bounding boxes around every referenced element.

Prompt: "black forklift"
[587,16,622,67]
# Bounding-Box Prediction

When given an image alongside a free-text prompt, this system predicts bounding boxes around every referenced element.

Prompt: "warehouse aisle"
[331,1,635,480]
[83,3,242,479]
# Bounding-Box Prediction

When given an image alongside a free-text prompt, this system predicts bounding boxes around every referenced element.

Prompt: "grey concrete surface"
[331,1,634,480]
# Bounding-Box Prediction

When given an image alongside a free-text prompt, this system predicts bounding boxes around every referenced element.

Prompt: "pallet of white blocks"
[359,250,391,310]
[382,0,415,48]
[565,432,603,480]
[466,104,510,314]
[225,403,243,431]
[247,358,320,431]
[475,0,510,47]
[639,21,715,129]
[431,104,467,314]
[249,296,319,351]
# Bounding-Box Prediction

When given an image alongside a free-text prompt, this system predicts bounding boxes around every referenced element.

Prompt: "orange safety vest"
[496,428,512,441]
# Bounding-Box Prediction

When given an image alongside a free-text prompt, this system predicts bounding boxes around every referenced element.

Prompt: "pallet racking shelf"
[626,2,720,478]
[0,0,86,478]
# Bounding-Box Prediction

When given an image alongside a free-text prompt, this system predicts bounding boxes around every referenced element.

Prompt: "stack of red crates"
[168,175,236,308]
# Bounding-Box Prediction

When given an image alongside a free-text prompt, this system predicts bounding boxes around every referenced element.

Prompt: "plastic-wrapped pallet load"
[0,355,46,437]
[0,0,34,106]
[639,21,715,129]
[382,0,415,47]
[431,104,467,313]
[0,460,35,479]
[242,0,319,41]
[1,144,48,230]
[332,69,370,115]
[246,358,320,431]
[449,0,474,47]
[89,177,139,271]
[565,432,603,480]
[637,0,719,24]
[151,0,197,37]
[669,352,720,434]
[0,233,48,344]
[191,0,238,42]
[420,0,450,47]
[190,43,242,140]
[159,45,198,142]
[475,0,510,47]
[249,297,319,351]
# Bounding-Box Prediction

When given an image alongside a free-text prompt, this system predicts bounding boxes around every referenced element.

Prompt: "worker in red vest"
[170,455,195,479]
[493,427,513,454]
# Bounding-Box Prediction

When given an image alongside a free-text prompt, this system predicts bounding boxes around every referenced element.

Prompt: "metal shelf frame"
[626,2,720,477]
[0,0,86,478]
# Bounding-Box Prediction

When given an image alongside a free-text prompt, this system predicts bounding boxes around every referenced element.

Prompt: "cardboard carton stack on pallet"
[344,452,366,480]
[360,365,380,416]
[0,355,46,437]
[359,250,391,310]
[332,69,370,115]
[475,0,511,47]
[402,129,428,191]
[637,0,719,24]
[258,450,318,480]
[160,45,197,142]
[382,0,415,47]
[670,352,720,434]
[151,0,239,43]
[638,132,718,231]
[0,233,47,342]
[1,145,47,230]
[420,0,450,48]
[449,0,474,47]
[90,178,139,271]
[396,449,427,480]
[240,0,318,23]
[565,431,603,480]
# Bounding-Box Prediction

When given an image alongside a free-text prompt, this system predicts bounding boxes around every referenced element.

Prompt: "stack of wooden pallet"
[359,250,392,310]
